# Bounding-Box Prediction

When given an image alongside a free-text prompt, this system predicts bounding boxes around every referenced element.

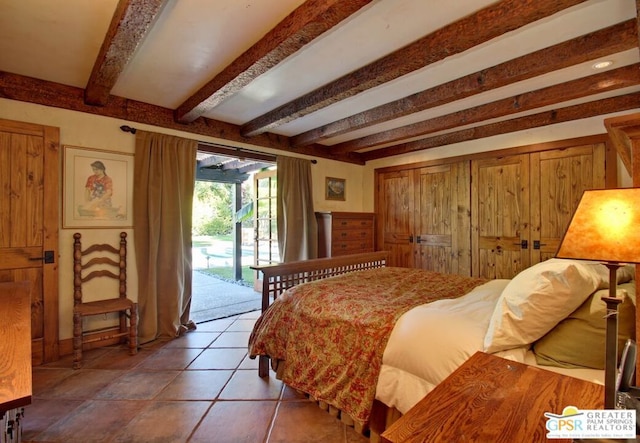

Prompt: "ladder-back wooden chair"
[72,232,138,369]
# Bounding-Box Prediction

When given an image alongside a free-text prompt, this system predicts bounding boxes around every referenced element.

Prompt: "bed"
[248,252,636,438]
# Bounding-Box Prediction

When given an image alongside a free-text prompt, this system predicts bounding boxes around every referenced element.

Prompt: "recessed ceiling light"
[592,61,613,70]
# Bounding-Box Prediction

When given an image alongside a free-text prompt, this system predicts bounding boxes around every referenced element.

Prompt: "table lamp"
[556,188,640,409]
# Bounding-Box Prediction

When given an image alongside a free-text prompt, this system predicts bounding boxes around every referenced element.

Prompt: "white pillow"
[483,259,602,353]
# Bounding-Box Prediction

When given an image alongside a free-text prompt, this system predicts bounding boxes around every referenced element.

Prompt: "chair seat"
[74,297,135,316]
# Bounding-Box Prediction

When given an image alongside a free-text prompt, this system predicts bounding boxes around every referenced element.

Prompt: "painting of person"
[77,160,123,219]
[64,146,132,227]
[85,160,112,206]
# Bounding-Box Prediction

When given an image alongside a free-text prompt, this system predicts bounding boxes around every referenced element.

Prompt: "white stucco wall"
[0,98,637,339]
[0,98,366,339]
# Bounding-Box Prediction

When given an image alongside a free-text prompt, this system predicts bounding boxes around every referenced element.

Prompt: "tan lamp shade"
[556,188,640,264]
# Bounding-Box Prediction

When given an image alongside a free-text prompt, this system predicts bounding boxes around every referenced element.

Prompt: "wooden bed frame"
[249,248,640,440]
[251,251,395,439]
[251,251,389,377]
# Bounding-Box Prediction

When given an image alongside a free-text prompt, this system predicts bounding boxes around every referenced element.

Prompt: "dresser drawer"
[331,239,374,255]
[333,218,374,230]
[332,229,371,241]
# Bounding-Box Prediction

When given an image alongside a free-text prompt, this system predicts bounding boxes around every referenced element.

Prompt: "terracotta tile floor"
[22,311,370,443]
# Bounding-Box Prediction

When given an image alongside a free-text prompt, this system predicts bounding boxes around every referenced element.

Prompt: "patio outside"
[190,237,260,323]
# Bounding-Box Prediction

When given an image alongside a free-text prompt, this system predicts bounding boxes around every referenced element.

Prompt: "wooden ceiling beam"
[174,0,374,123]
[197,144,277,163]
[197,156,223,169]
[0,71,362,164]
[84,0,168,106]
[196,168,249,184]
[361,92,640,161]
[240,0,587,137]
[238,162,273,174]
[220,159,247,170]
[332,63,640,154]
[293,19,637,148]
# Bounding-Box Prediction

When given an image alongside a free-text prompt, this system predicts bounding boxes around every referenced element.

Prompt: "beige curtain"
[276,156,318,262]
[133,131,197,343]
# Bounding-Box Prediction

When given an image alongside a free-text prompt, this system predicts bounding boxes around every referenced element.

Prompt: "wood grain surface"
[382,352,604,443]
[0,281,32,413]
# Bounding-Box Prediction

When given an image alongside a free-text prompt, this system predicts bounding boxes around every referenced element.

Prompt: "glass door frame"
[253,169,278,290]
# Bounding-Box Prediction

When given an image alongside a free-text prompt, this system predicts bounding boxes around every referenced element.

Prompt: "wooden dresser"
[316,212,375,257]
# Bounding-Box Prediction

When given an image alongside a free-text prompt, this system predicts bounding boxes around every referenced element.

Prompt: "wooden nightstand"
[381,351,604,443]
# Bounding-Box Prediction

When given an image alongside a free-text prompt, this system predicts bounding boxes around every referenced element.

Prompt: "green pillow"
[533,282,636,369]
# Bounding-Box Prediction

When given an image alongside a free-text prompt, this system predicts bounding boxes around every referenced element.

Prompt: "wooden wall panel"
[471,154,530,279]
[377,136,607,280]
[603,113,640,377]
[376,161,470,274]
[414,161,471,275]
[0,118,59,364]
[377,170,414,267]
[530,143,606,264]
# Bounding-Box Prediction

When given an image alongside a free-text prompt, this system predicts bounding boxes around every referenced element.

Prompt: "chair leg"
[119,309,127,335]
[129,303,138,355]
[73,312,82,369]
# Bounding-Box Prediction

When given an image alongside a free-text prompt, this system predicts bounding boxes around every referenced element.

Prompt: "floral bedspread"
[247,266,488,425]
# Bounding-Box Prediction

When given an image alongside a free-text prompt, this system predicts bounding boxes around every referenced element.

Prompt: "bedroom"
[1,0,640,441]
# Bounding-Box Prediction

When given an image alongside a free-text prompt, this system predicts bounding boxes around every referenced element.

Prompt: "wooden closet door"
[414,162,471,275]
[376,170,414,267]
[530,143,606,265]
[472,154,530,279]
[0,119,59,364]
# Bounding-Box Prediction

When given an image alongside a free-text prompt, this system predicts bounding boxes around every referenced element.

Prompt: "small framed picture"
[63,145,134,228]
[325,177,346,201]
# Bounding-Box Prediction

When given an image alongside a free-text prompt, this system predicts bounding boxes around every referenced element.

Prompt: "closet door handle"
[29,250,55,263]
[513,240,528,249]
[533,240,546,250]
[409,235,413,243]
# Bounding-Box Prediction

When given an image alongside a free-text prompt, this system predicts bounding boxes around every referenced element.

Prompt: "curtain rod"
[119,125,317,164]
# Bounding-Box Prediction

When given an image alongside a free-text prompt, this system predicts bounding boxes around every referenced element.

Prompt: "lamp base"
[602,263,624,410]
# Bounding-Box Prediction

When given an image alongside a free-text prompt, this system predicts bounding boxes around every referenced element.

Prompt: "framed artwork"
[325,177,346,201]
[63,145,134,228]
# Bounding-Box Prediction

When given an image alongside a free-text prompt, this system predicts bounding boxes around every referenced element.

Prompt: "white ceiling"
[0,0,638,163]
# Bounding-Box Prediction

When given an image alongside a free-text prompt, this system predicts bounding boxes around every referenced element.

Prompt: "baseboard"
[58,327,126,356]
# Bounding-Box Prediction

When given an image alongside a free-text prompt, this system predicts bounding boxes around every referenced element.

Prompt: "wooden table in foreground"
[0,281,33,415]
[381,351,604,443]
